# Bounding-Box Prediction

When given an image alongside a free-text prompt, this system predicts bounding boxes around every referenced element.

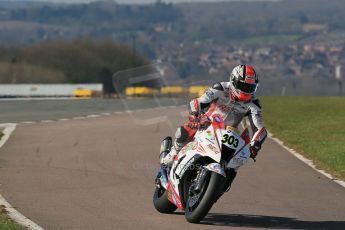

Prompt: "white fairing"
[203,163,226,177]
[221,128,251,171]
[168,111,251,200]
[227,142,251,170]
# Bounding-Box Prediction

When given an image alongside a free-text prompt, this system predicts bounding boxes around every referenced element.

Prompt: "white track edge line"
[0,123,45,230]
[268,132,345,188]
[0,123,16,148]
[15,105,186,126]
[58,118,70,121]
[20,121,36,125]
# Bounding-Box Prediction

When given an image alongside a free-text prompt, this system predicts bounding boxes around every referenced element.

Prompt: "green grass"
[0,207,24,230]
[261,96,345,180]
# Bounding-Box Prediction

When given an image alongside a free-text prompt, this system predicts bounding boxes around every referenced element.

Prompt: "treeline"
[0,39,149,92]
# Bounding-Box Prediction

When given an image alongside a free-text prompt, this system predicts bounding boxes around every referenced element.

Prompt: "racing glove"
[188,113,211,129]
[249,141,261,160]
[199,114,211,128]
[188,113,200,129]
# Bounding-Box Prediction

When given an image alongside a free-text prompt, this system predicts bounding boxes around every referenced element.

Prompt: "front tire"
[153,186,177,213]
[185,172,223,223]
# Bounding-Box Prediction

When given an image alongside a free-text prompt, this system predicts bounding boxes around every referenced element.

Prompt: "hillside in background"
[0,0,344,95]
[0,1,343,42]
[1,0,344,44]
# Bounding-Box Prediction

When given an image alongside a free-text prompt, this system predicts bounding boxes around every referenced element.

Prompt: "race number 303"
[221,134,239,148]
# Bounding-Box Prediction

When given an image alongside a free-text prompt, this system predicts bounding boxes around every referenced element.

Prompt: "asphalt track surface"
[0,98,185,123]
[0,102,345,229]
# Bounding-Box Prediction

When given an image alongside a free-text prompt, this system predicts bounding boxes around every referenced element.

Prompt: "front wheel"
[153,186,177,213]
[185,172,223,223]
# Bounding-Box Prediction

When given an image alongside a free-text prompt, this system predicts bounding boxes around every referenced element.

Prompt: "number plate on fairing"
[221,132,240,149]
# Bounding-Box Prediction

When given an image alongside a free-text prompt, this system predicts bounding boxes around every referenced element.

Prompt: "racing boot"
[159,136,172,165]
[160,125,193,167]
[160,140,184,167]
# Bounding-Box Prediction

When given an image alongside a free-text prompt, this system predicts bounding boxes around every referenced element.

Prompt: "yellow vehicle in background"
[124,85,210,98]
[73,88,93,98]
[125,87,156,97]
[189,86,209,97]
[160,86,186,96]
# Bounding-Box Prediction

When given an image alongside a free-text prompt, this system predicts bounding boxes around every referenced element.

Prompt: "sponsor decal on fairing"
[181,141,198,154]
[207,144,220,154]
[167,182,183,209]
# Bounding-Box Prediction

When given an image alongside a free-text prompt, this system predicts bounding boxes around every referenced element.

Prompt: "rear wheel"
[185,172,223,223]
[153,186,177,213]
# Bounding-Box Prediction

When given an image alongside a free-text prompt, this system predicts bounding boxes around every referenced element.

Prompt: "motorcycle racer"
[160,64,267,190]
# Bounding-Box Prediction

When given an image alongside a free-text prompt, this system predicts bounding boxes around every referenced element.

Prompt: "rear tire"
[153,186,177,213]
[185,172,223,223]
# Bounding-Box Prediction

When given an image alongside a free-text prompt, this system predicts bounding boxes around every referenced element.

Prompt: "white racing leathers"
[188,82,267,150]
[163,82,268,167]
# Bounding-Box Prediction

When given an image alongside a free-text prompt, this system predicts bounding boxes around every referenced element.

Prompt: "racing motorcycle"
[153,109,254,223]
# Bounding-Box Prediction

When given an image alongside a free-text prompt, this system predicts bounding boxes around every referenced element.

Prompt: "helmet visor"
[233,80,257,94]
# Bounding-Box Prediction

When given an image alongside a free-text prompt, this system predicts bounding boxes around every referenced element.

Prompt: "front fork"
[223,168,237,192]
[190,163,226,196]
[202,163,237,194]
[191,167,210,194]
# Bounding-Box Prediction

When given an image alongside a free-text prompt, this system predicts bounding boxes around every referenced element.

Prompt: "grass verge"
[0,206,24,230]
[261,96,345,180]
